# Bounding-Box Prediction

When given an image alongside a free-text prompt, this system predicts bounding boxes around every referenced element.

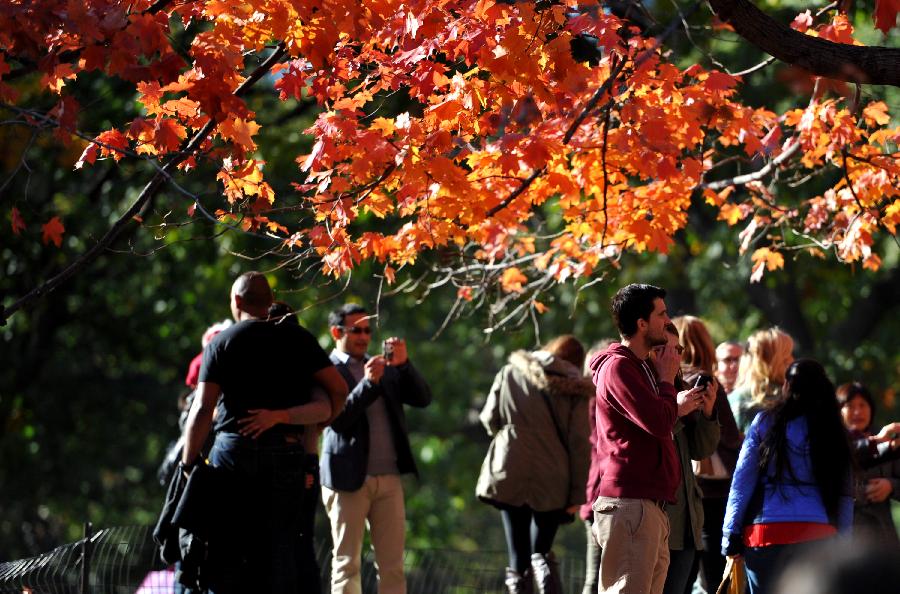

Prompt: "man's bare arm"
[314,365,349,425]
[182,381,220,467]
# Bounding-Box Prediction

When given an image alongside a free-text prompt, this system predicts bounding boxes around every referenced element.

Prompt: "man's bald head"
[230,272,273,320]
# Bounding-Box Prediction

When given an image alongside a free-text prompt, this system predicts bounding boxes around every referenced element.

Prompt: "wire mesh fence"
[0,526,587,594]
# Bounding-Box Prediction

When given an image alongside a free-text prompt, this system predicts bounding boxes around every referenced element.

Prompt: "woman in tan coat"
[477,335,593,594]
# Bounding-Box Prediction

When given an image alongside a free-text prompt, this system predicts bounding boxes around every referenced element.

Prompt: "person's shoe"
[531,552,563,594]
[505,567,534,594]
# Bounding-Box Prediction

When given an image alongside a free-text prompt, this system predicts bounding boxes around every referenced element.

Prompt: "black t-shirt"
[199,319,332,434]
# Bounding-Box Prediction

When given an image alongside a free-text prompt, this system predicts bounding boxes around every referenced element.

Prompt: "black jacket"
[320,353,432,491]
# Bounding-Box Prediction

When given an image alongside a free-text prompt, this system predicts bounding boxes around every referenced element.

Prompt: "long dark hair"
[758,359,851,521]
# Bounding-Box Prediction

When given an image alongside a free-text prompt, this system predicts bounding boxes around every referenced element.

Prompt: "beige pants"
[592,496,670,594]
[322,474,406,594]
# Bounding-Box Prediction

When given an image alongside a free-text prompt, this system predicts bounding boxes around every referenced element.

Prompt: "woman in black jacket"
[837,381,900,544]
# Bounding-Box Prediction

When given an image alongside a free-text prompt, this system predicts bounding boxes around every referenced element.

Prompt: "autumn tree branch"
[1,44,288,325]
[485,1,702,219]
[708,0,900,87]
[702,78,821,191]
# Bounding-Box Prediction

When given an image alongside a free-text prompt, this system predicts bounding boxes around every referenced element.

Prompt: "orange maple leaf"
[219,117,261,151]
[500,267,528,293]
[750,247,784,282]
[862,101,891,127]
[370,117,396,137]
[162,97,202,119]
[11,207,26,235]
[41,63,77,94]
[41,216,65,247]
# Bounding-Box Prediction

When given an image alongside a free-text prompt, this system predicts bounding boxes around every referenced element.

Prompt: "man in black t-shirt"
[181,271,347,594]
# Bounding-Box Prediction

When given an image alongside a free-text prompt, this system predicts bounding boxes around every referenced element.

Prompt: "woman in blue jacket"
[722,359,853,594]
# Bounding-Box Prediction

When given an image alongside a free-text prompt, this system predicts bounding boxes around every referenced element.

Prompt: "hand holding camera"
[382,337,407,366]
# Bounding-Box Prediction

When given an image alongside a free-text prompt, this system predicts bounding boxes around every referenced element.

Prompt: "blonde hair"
[735,328,794,406]
[672,315,716,374]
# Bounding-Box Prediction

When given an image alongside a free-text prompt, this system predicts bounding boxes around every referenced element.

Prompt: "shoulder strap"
[335,362,359,391]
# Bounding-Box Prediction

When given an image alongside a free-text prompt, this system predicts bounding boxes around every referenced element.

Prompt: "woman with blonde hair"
[729,328,794,433]
[673,316,743,594]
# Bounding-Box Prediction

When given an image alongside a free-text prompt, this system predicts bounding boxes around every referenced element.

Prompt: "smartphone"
[382,339,394,363]
[694,374,712,389]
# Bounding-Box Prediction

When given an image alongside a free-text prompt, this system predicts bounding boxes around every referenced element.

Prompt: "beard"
[646,327,668,347]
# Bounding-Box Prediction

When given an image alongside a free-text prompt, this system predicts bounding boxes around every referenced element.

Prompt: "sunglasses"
[341,326,372,335]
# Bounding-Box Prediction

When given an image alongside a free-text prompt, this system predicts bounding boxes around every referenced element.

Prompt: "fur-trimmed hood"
[507,349,594,400]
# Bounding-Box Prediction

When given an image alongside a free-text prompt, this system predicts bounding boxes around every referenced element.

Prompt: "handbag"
[716,556,747,594]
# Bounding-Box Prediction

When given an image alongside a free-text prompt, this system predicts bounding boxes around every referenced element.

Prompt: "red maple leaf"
[153,117,187,153]
[874,0,900,34]
[274,59,311,101]
[11,207,26,235]
[41,216,65,247]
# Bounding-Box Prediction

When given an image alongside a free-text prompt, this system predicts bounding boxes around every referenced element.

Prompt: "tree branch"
[708,0,900,87]
[1,44,288,325]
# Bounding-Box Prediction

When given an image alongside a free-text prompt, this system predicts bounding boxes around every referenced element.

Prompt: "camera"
[382,339,394,362]
[694,374,713,389]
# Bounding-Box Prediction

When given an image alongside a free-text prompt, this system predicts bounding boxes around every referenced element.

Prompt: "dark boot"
[505,567,534,594]
[531,552,563,594]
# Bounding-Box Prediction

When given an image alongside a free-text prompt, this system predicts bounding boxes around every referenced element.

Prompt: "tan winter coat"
[476,350,593,511]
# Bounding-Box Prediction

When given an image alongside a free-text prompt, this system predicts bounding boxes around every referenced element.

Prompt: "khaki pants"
[592,496,670,594]
[322,474,406,594]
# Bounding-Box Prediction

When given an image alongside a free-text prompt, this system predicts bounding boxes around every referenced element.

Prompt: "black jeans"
[499,505,562,575]
[205,432,306,594]
[663,547,696,594]
[686,497,728,594]
[298,453,322,594]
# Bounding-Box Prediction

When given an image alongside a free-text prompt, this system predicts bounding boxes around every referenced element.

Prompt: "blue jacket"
[320,352,432,492]
[722,412,853,556]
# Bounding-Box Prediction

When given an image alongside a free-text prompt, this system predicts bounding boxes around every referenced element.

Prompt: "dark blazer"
[320,352,432,491]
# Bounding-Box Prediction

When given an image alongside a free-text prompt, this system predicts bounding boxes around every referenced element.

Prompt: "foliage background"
[2,0,899,563]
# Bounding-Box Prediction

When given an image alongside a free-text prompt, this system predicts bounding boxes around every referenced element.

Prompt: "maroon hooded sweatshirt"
[589,343,680,504]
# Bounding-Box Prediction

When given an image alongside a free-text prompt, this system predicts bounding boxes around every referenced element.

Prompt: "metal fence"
[0,525,587,594]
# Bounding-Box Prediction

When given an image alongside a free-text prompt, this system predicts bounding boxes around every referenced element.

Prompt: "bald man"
[181,271,347,594]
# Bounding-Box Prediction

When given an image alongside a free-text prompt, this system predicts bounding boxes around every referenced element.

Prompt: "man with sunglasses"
[320,303,433,594]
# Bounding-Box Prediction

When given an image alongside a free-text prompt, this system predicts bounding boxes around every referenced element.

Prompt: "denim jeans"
[744,543,797,594]
[205,432,306,594]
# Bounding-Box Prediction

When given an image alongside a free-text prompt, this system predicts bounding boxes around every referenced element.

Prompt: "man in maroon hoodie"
[588,283,693,594]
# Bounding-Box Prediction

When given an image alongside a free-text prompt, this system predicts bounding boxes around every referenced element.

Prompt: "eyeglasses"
[341,326,372,335]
